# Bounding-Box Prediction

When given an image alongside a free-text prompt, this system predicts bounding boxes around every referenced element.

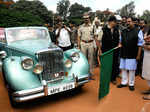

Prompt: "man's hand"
[118,43,122,48]
[64,25,67,29]
[64,25,71,35]
[77,45,81,50]
[144,35,150,42]
[56,40,58,45]
[98,48,102,56]
[144,44,150,50]
[96,40,101,48]
[97,48,102,66]
[136,46,142,61]
[136,55,140,61]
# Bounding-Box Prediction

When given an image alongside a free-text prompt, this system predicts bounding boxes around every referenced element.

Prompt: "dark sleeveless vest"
[101,25,120,53]
[120,27,139,59]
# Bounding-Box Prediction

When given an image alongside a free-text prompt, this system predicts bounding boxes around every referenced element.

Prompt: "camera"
[61,22,65,28]
[62,25,65,28]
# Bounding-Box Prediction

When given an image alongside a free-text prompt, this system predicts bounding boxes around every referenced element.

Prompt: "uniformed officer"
[78,13,95,73]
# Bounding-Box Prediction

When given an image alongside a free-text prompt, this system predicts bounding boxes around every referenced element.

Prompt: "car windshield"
[6,27,50,44]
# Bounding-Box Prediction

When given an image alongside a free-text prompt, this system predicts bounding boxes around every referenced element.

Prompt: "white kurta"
[142,49,150,80]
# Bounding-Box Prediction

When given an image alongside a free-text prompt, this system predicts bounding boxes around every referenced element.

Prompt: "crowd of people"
[46,13,150,100]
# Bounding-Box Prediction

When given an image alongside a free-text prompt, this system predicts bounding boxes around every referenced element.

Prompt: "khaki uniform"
[78,24,94,70]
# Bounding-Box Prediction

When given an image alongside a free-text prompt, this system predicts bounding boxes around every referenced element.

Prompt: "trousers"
[81,41,94,70]
[111,49,120,81]
[121,69,135,86]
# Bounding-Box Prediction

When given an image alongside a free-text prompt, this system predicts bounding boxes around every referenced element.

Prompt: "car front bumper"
[12,74,91,102]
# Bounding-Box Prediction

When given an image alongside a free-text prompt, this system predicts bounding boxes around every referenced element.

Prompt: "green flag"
[99,48,115,100]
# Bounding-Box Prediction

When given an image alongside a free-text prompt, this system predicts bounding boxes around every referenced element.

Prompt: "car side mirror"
[0,51,7,59]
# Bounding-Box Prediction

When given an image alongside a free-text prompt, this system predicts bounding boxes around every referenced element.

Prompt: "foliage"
[0,8,44,27]
[140,10,150,24]
[69,18,83,26]
[68,2,91,25]
[56,0,70,20]
[10,0,53,24]
[69,3,91,18]
[117,1,136,17]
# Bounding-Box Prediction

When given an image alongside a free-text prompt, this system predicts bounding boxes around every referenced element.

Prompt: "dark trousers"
[59,45,72,51]
[94,48,99,67]
[135,49,144,76]
[111,48,120,81]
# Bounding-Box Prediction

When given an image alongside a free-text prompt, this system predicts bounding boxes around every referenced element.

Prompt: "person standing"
[69,22,78,48]
[142,33,150,100]
[94,20,103,66]
[55,22,72,51]
[119,16,127,32]
[78,13,94,73]
[101,16,120,84]
[47,24,56,44]
[117,17,144,91]
[133,18,140,29]
[135,19,149,76]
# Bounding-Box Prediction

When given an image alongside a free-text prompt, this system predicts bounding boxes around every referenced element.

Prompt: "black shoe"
[117,84,127,88]
[129,86,135,91]
[142,90,150,94]
[143,95,150,100]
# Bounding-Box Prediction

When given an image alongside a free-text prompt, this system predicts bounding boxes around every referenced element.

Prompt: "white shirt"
[94,26,103,41]
[56,28,71,47]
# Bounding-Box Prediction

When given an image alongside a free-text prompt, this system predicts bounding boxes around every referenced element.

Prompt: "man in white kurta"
[117,17,144,91]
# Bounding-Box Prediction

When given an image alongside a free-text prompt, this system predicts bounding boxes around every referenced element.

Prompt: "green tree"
[140,10,150,24]
[68,2,91,25]
[56,0,70,20]
[10,0,53,24]
[69,3,91,18]
[117,1,136,17]
[0,8,44,27]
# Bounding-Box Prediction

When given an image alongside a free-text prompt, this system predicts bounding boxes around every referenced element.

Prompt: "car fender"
[2,56,41,91]
[64,48,89,77]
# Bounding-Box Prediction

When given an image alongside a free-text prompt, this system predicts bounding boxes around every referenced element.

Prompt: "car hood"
[8,39,58,55]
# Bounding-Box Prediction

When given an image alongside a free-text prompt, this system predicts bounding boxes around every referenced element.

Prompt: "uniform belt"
[81,40,93,43]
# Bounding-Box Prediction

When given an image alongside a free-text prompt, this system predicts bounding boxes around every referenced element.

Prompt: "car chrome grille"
[37,48,64,81]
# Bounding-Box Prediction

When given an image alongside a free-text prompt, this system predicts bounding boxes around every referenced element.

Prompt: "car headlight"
[21,57,34,70]
[33,64,43,74]
[65,59,72,68]
[71,52,80,62]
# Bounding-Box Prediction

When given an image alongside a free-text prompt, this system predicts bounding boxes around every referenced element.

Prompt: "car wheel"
[76,85,84,90]
[8,88,20,108]
[1,66,7,85]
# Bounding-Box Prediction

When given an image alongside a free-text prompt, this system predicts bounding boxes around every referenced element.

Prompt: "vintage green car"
[0,27,91,107]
